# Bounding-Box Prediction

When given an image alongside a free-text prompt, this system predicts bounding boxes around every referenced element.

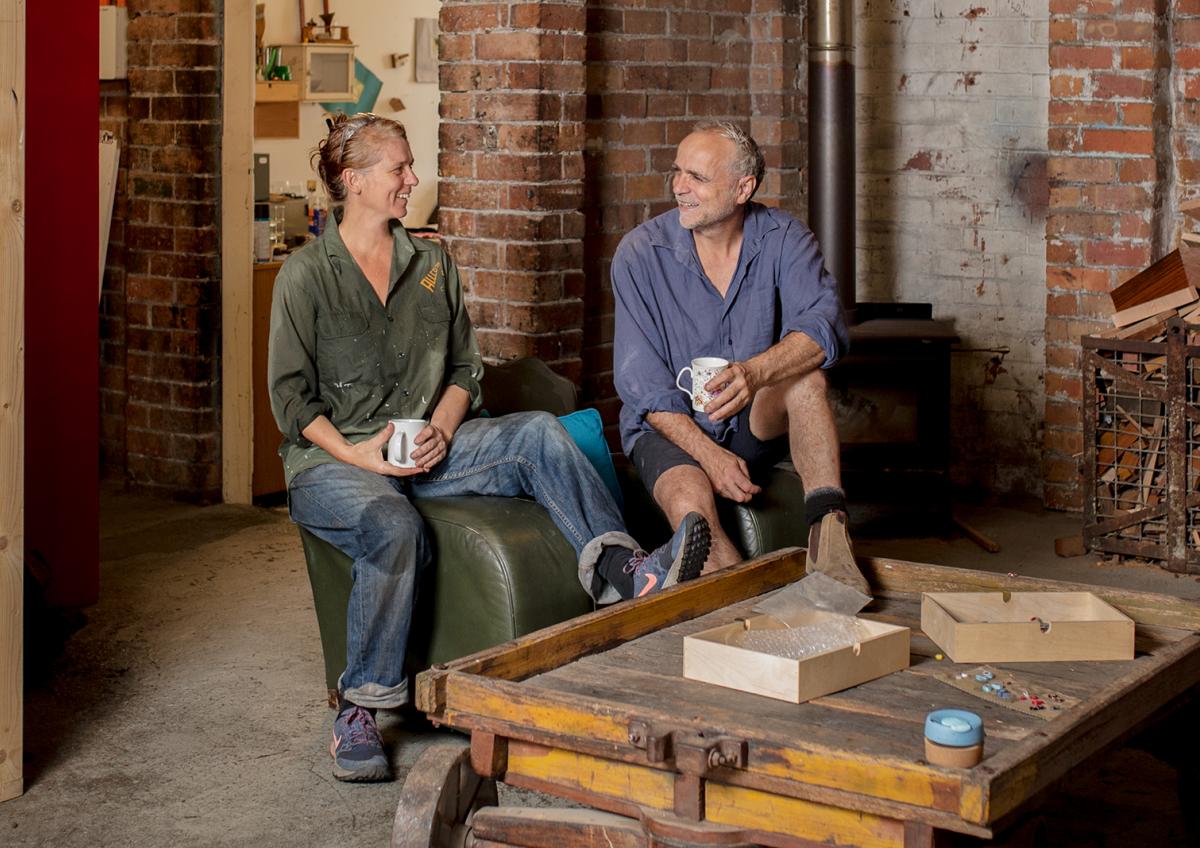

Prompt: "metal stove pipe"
[808,0,856,323]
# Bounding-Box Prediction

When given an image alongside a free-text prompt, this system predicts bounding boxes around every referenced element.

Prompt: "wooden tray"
[683,610,910,703]
[920,591,1135,663]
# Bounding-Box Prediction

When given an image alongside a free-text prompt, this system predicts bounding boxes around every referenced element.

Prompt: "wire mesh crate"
[1083,319,1200,573]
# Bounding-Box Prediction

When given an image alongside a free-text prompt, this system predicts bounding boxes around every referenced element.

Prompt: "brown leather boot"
[806,510,871,596]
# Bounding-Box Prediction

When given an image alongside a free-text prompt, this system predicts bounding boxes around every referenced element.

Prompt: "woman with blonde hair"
[268,113,710,782]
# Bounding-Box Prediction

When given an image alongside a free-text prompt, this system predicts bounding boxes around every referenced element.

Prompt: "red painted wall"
[25,4,100,606]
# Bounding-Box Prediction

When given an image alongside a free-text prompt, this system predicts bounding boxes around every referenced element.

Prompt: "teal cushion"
[558,409,623,509]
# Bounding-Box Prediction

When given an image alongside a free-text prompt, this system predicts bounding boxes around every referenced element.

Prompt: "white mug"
[386,418,428,468]
[676,357,730,412]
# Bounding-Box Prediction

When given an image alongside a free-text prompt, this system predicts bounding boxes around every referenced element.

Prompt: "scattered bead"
[975,672,994,682]
[935,653,944,661]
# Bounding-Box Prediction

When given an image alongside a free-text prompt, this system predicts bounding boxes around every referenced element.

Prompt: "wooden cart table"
[394,550,1200,847]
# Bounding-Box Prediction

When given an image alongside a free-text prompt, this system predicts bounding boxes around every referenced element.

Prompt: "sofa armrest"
[299,496,592,693]
[411,497,592,666]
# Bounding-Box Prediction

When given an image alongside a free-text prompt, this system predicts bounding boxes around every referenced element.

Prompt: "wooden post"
[222,0,255,504]
[0,0,25,804]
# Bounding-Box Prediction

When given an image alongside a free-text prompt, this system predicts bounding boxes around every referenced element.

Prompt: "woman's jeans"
[287,412,630,709]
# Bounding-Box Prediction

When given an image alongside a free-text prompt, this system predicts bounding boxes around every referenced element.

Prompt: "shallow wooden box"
[921,591,1135,663]
[682,609,910,703]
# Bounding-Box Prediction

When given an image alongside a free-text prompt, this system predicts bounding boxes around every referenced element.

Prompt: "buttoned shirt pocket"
[315,309,371,385]
[417,287,452,349]
[417,291,451,325]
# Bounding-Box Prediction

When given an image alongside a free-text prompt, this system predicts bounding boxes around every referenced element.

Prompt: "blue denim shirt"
[612,202,849,456]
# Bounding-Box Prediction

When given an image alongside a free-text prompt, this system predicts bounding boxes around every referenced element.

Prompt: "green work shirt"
[268,214,483,487]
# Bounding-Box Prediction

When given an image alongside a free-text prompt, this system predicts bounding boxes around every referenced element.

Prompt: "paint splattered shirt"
[268,214,482,487]
[611,202,849,456]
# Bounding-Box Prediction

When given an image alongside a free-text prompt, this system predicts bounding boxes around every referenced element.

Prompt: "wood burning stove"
[828,304,958,530]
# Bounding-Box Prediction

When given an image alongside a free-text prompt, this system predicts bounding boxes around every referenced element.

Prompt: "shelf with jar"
[275,42,356,101]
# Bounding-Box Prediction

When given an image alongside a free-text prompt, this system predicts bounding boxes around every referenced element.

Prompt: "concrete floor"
[0,490,1196,846]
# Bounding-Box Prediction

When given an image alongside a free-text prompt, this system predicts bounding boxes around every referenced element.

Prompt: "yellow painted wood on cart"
[958,780,989,824]
[741,747,961,812]
[706,782,906,848]
[506,742,675,811]
[444,675,963,813]
[445,676,631,745]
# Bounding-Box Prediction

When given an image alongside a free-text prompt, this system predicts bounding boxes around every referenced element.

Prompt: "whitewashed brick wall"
[856,0,1050,496]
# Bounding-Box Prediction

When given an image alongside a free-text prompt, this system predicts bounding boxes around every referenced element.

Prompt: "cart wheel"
[391,737,498,848]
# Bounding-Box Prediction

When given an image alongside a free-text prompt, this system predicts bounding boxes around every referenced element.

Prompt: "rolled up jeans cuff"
[340,675,409,710]
[578,530,639,605]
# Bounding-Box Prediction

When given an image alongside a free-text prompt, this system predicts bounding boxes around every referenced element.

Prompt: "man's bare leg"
[749,369,839,488]
[750,370,869,594]
[652,465,742,573]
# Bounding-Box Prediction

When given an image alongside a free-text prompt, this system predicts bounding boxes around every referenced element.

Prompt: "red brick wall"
[1044,0,1171,510]
[101,1,223,501]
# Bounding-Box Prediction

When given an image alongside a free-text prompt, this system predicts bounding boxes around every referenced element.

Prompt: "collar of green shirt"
[320,208,418,300]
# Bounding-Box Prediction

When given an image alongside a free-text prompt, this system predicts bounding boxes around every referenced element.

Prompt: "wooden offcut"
[683,610,910,703]
[253,100,300,138]
[1108,246,1200,327]
[0,0,24,803]
[1054,535,1086,558]
[921,592,1135,663]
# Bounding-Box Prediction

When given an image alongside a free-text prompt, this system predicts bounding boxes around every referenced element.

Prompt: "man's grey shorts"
[628,414,787,496]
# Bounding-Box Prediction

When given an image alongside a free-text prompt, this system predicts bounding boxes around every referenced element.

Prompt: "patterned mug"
[676,357,730,412]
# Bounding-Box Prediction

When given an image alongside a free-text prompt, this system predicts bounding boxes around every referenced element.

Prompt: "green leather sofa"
[298,358,808,703]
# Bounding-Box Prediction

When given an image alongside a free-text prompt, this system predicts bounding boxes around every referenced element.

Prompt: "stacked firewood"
[1087,210,1200,553]
[1094,401,1166,523]
[1095,238,1200,344]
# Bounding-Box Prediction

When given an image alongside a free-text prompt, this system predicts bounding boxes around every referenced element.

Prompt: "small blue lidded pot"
[924,709,984,767]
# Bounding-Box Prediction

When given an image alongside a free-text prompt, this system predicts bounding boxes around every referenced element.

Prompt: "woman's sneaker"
[330,704,391,782]
[625,512,711,598]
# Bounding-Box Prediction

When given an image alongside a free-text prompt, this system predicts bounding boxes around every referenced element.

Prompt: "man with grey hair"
[611,121,868,594]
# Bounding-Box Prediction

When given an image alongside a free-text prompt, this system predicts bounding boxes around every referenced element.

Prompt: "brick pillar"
[438,1,587,382]
[1044,2,1165,510]
[749,0,805,217]
[121,1,222,500]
